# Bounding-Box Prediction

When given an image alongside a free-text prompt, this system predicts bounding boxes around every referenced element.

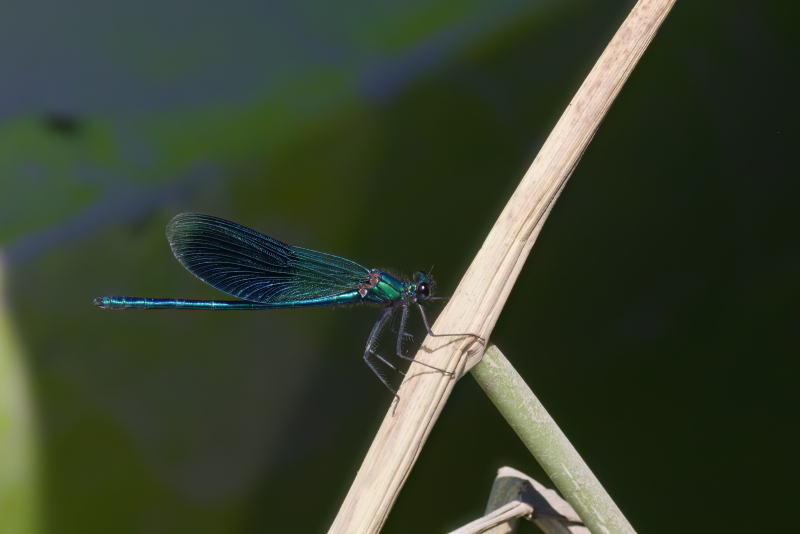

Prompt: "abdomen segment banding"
[94,296,269,310]
[94,291,366,310]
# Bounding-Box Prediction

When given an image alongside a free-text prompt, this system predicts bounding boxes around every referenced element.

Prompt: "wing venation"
[166,213,369,303]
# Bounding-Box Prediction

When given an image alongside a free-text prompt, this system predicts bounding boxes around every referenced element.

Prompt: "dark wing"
[166,213,370,303]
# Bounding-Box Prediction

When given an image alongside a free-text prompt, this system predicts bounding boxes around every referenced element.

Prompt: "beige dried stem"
[329,1,675,532]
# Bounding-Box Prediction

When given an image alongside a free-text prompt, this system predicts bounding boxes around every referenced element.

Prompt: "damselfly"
[95,213,479,396]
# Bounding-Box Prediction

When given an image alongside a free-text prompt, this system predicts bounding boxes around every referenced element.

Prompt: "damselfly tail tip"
[93,297,105,308]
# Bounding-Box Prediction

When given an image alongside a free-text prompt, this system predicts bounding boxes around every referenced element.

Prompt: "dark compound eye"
[417,282,431,300]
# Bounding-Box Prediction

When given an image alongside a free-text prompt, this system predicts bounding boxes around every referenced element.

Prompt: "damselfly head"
[411,271,434,302]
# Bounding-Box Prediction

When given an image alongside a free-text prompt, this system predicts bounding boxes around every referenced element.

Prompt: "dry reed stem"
[329,1,675,532]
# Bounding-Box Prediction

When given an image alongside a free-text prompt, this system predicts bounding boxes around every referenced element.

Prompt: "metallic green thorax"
[363,270,408,303]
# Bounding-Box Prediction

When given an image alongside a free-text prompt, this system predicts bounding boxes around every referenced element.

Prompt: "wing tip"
[166,212,214,244]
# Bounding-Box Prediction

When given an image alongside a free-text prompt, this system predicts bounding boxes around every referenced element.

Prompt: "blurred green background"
[1,0,798,532]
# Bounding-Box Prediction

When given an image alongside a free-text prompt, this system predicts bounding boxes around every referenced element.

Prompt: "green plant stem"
[471,344,635,534]
[0,254,39,534]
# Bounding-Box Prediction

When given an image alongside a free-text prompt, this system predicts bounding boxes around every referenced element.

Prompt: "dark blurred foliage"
[1,0,798,532]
